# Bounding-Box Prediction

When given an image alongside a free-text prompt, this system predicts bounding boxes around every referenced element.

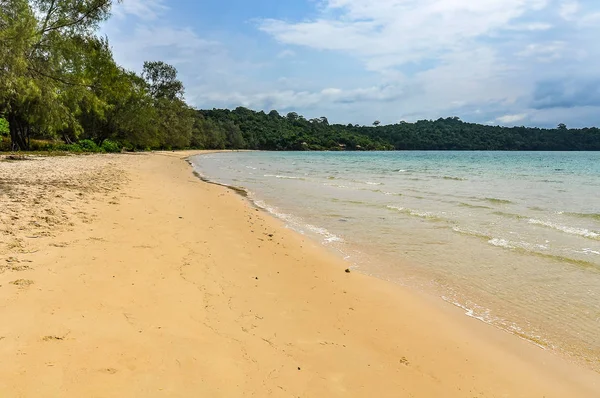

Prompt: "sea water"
[190,151,600,369]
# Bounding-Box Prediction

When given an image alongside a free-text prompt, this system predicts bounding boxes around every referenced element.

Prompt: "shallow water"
[190,151,600,369]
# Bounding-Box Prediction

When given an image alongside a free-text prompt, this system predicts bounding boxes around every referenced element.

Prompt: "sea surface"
[190,151,600,369]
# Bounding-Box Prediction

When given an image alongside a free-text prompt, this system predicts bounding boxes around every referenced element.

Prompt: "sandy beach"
[1,151,599,397]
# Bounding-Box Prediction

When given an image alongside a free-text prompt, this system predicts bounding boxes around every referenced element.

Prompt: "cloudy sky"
[102,0,600,127]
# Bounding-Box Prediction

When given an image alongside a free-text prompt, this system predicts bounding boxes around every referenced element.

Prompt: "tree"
[223,121,246,149]
[142,61,184,101]
[0,0,116,149]
[373,120,381,126]
[557,123,567,130]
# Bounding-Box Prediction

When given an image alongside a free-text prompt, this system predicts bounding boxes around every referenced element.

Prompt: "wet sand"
[0,151,598,397]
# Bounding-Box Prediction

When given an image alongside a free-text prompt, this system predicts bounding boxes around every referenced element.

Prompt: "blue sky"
[102,0,600,127]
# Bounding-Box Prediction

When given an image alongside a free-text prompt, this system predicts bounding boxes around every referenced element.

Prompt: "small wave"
[459,203,492,210]
[485,235,598,268]
[488,238,515,249]
[264,174,305,180]
[482,197,512,205]
[487,238,550,251]
[575,248,600,256]
[325,183,350,189]
[397,169,407,173]
[565,212,600,221]
[442,297,492,323]
[528,219,600,240]
[365,181,383,186]
[452,227,492,240]
[529,206,546,211]
[245,166,257,170]
[254,201,343,244]
[492,211,527,220]
[441,296,549,349]
[387,206,446,221]
[433,176,466,181]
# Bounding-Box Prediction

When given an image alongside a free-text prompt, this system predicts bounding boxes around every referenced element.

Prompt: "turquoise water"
[191,151,600,369]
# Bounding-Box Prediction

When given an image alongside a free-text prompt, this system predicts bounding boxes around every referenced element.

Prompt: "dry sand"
[0,151,599,397]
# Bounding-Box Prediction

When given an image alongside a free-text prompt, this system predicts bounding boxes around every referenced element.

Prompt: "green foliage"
[193,110,600,151]
[77,139,102,152]
[1,3,599,153]
[0,118,9,136]
[100,140,121,153]
[142,61,185,101]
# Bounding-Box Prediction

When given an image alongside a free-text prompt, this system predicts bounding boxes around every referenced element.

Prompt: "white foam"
[325,183,349,189]
[365,181,383,186]
[528,219,600,239]
[253,201,343,245]
[441,296,548,349]
[488,238,515,248]
[387,205,442,219]
[576,248,600,255]
[441,296,491,323]
[264,174,304,180]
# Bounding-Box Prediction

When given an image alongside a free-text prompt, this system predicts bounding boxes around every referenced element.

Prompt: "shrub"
[77,139,103,152]
[29,139,56,151]
[100,140,121,153]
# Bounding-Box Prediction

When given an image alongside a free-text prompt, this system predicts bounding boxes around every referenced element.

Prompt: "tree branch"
[38,0,57,35]
[27,66,93,88]
[42,0,111,34]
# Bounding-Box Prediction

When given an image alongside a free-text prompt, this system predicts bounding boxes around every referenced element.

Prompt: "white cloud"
[100,0,600,127]
[106,24,220,72]
[260,0,549,71]
[199,84,410,111]
[506,22,553,31]
[496,113,527,123]
[559,1,579,20]
[517,41,565,61]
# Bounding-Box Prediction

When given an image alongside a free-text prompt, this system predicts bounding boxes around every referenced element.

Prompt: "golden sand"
[0,151,598,397]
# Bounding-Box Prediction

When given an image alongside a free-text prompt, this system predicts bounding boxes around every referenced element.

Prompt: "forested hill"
[1,2,599,152]
[198,108,600,151]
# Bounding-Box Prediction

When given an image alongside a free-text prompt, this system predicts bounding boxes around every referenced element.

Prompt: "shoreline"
[188,151,596,367]
[1,151,599,396]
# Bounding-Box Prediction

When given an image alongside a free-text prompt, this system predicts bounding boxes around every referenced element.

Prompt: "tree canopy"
[1,1,599,152]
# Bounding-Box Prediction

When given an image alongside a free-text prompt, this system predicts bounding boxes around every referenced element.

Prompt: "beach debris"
[255,277,259,280]
[345,268,351,273]
[297,367,301,371]
[43,335,65,342]
[399,357,410,366]
[10,279,34,287]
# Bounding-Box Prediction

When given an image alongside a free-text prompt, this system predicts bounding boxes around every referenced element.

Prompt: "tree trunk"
[8,113,28,151]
